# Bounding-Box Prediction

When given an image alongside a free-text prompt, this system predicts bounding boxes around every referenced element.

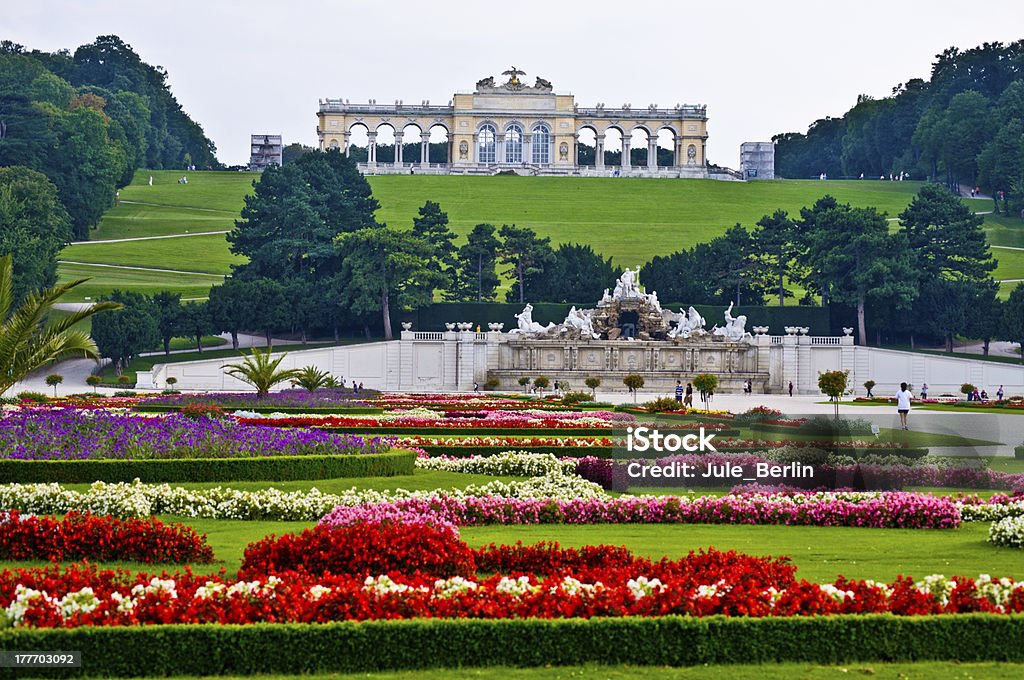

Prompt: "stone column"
[497,135,505,166]
[343,132,351,157]
[420,138,429,165]
[524,134,533,166]
[595,134,605,169]
[647,136,657,170]
[367,132,377,164]
[621,136,631,170]
[394,133,404,164]
[674,138,682,168]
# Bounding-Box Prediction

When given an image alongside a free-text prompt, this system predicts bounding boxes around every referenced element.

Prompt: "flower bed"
[0,511,213,564]
[0,410,390,461]
[3,538,1024,630]
[989,516,1024,548]
[143,388,376,409]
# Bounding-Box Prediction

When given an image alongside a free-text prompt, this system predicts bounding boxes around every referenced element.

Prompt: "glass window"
[478,125,496,164]
[531,124,550,164]
[505,125,523,163]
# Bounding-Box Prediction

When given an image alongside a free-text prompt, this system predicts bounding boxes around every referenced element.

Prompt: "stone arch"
[602,126,624,168]
[347,122,370,162]
[628,126,651,167]
[373,122,397,163]
[656,126,677,167]
[576,124,598,166]
[427,123,450,164]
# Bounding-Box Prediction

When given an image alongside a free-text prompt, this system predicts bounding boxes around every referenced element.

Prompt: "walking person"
[788,381,794,397]
[675,380,684,404]
[997,385,1005,401]
[920,383,928,400]
[683,382,693,408]
[473,381,479,394]
[896,382,913,430]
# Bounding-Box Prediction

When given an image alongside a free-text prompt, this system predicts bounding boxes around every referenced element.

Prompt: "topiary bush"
[642,397,682,413]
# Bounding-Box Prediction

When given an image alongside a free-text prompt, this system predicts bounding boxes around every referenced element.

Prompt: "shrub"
[180,402,227,420]
[0,510,213,563]
[1016,444,1024,461]
[113,390,137,397]
[166,377,178,387]
[989,516,1024,548]
[16,390,47,403]
[733,406,784,426]
[642,397,682,413]
[517,377,531,392]
[863,380,876,395]
[561,391,593,405]
[800,416,874,437]
[533,376,550,393]
[44,373,63,396]
[117,375,132,385]
[240,522,476,579]
[962,383,977,396]
[818,370,849,418]
[86,375,102,393]
[484,378,500,390]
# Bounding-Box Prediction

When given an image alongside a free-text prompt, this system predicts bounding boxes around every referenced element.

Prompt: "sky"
[6,0,1024,168]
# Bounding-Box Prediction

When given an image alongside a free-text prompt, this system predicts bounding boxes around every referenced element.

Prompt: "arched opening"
[478,124,497,164]
[531,123,552,165]
[576,126,596,166]
[603,127,623,168]
[505,124,523,164]
[400,124,422,165]
[619,310,638,339]
[657,128,676,167]
[348,123,369,163]
[629,128,650,167]
[374,123,396,164]
[428,124,450,164]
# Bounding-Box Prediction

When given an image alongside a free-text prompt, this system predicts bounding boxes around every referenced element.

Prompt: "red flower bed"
[0,511,213,564]
[239,522,476,579]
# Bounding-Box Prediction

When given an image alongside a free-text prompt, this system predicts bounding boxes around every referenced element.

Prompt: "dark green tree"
[1003,283,1024,364]
[455,223,501,302]
[150,291,182,355]
[898,184,996,281]
[411,200,458,298]
[90,290,159,372]
[498,224,554,303]
[178,301,215,352]
[753,210,798,305]
[524,243,621,303]
[336,226,445,340]
[207,278,261,350]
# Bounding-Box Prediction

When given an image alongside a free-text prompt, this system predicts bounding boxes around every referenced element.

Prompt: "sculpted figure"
[712,302,750,341]
[510,303,555,335]
[476,76,495,89]
[535,76,552,89]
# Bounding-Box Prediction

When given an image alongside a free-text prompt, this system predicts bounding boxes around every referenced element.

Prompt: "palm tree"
[223,346,301,396]
[0,254,121,397]
[295,365,332,392]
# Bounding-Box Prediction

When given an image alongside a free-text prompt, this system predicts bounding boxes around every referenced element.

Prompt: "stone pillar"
[524,134,533,166]
[595,134,605,169]
[497,135,505,166]
[647,136,657,170]
[367,132,377,164]
[343,132,351,157]
[394,133,404,164]
[420,138,429,165]
[781,333,799,395]
[621,136,631,170]
[674,138,682,168]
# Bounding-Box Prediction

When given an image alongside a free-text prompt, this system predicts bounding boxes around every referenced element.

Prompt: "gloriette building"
[316,68,722,178]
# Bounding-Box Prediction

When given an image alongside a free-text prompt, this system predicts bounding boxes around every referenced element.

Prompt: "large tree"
[498,225,554,304]
[455,223,501,302]
[524,243,622,303]
[753,210,798,306]
[336,226,444,340]
[411,200,458,298]
[89,290,159,374]
[0,166,72,302]
[898,183,996,281]
[150,290,182,355]
[1004,283,1024,364]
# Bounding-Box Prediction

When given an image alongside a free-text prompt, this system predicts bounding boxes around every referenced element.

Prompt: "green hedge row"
[1016,444,1024,460]
[133,405,384,415]
[3,615,1023,677]
[0,451,416,484]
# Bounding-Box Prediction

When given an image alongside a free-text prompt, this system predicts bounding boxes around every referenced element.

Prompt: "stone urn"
[401,322,413,331]
[445,323,456,331]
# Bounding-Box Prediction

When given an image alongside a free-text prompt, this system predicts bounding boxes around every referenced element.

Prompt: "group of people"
[176,176,189,184]
[674,381,694,407]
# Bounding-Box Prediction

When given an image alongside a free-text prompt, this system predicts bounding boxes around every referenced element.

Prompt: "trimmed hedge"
[0,451,416,484]
[134,405,384,415]
[2,615,1024,677]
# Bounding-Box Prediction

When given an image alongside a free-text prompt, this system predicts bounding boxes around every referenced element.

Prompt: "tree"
[818,369,849,419]
[517,376,531,392]
[0,253,120,396]
[692,373,718,410]
[0,166,72,302]
[585,376,601,399]
[335,226,444,341]
[86,374,101,393]
[45,373,63,397]
[151,291,182,355]
[498,225,554,303]
[281,143,315,164]
[411,200,458,297]
[898,184,996,281]
[753,210,798,306]
[1003,283,1024,364]
[90,290,159,373]
[295,365,332,392]
[207,279,260,350]
[533,376,550,395]
[524,243,622,303]
[223,347,301,396]
[623,374,645,403]
[456,223,501,302]
[178,301,214,352]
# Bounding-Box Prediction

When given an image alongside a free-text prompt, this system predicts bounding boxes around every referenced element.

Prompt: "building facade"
[316,68,721,178]
[249,134,283,171]
[740,142,775,180]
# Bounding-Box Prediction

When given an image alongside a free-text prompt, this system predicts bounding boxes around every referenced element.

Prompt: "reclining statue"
[509,303,555,335]
[711,302,750,341]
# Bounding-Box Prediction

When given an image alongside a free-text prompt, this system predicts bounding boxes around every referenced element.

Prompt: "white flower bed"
[988,516,1024,548]
[415,451,576,477]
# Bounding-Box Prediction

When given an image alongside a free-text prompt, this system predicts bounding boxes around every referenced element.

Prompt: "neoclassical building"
[317,68,717,178]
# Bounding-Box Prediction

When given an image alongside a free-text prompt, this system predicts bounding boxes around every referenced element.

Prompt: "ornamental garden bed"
[135,405,385,415]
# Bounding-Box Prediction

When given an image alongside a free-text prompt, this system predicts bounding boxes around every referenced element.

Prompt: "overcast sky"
[6,1,1024,168]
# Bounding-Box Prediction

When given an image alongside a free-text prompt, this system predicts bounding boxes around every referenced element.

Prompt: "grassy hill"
[56,170,1024,302]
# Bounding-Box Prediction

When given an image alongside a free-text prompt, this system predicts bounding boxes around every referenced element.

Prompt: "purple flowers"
[0,410,390,460]
[145,388,373,408]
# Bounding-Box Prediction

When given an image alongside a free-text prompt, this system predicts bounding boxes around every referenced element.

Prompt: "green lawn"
[104,663,1024,680]
[94,202,235,240]
[62,232,243,274]
[56,262,223,302]
[116,170,257,213]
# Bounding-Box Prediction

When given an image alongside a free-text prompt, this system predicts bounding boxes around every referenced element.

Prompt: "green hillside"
[56,170,1024,301]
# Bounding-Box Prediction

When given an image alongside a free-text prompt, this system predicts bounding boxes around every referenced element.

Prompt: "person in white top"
[896,382,913,430]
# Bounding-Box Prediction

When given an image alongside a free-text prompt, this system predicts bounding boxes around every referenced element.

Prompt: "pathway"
[70,231,229,245]
[117,200,236,214]
[58,261,225,277]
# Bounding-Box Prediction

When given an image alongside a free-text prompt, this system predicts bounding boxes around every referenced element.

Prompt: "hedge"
[133,405,384,415]
[2,615,1024,677]
[0,451,416,484]
[1016,444,1023,460]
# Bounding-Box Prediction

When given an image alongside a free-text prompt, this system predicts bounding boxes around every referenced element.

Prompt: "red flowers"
[240,522,476,579]
[0,511,214,564]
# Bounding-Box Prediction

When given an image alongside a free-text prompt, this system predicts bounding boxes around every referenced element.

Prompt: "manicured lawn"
[94,202,235,240]
[56,262,224,302]
[105,663,1024,679]
[117,170,257,213]
[62,232,243,274]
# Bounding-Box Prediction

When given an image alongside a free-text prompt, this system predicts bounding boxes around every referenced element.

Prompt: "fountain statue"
[712,302,750,341]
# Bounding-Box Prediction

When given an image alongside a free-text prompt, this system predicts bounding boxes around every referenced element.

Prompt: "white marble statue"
[712,302,750,341]
[510,303,555,335]
[666,306,706,339]
[612,267,642,299]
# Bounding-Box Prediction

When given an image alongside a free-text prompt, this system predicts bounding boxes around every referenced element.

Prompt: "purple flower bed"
[319,491,962,529]
[144,388,374,409]
[0,410,390,460]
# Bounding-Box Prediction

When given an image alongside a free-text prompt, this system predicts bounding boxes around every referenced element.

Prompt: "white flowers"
[988,516,1024,547]
[433,577,479,598]
[416,451,577,478]
[363,575,428,596]
[819,583,855,602]
[496,576,540,597]
[627,576,665,600]
[914,574,957,605]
